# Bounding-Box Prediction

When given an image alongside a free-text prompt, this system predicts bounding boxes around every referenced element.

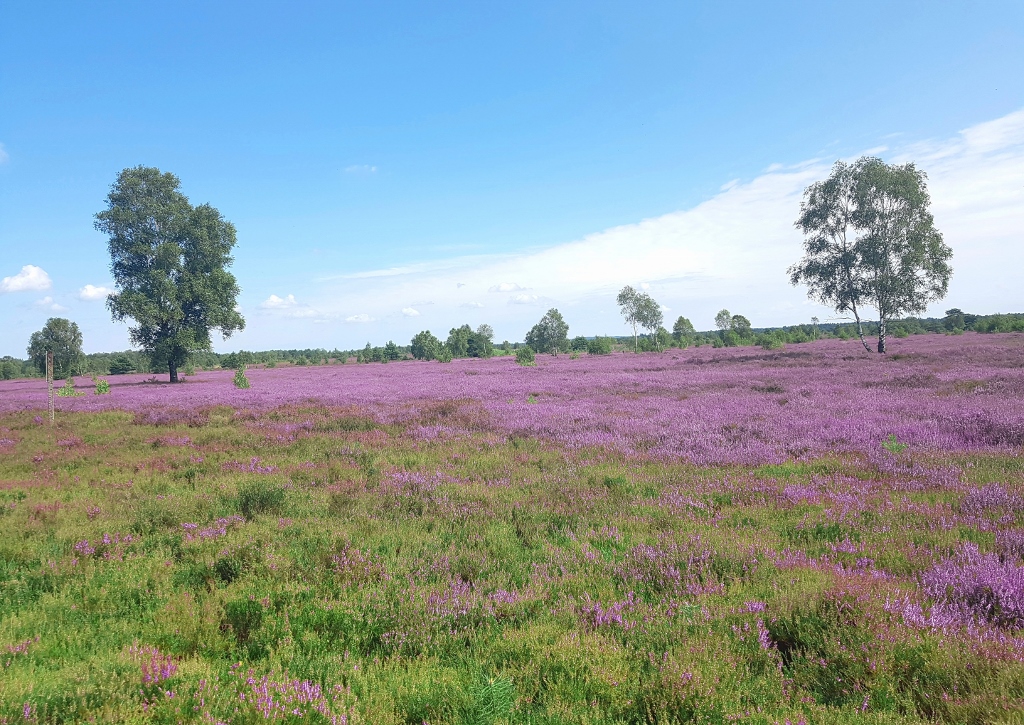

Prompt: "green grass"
[0,406,1021,723]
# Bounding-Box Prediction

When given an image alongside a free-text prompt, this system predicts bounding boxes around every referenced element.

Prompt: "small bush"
[757,333,784,350]
[56,377,84,397]
[94,378,111,395]
[238,480,286,519]
[881,434,908,454]
[435,346,454,363]
[233,367,250,389]
[515,346,536,366]
[586,337,612,355]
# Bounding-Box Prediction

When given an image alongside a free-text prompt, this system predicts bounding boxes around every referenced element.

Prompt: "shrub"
[238,480,286,519]
[233,367,250,389]
[586,337,612,355]
[109,354,134,375]
[94,378,111,395]
[570,335,588,351]
[757,332,784,350]
[515,346,536,366]
[435,346,453,363]
[56,377,84,397]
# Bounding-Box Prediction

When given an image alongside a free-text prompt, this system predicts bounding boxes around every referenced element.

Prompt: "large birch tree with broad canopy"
[789,157,952,353]
[95,166,245,382]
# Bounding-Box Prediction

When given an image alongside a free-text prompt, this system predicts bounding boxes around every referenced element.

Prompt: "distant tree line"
[4,309,1022,381]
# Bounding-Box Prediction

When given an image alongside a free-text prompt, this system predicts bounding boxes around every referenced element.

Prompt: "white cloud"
[258,293,320,318]
[345,314,375,323]
[0,143,8,165]
[278,107,1024,341]
[460,301,484,308]
[259,294,298,309]
[509,293,539,305]
[489,282,525,293]
[34,296,67,312]
[1,265,51,293]
[344,164,377,173]
[402,307,420,317]
[78,284,113,301]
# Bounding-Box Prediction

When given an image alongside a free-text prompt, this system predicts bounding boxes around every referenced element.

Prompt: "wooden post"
[46,351,54,426]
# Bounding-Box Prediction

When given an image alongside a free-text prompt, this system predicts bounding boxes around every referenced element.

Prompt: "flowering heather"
[920,543,1024,629]
[1,333,1024,722]
[223,457,278,474]
[129,643,178,685]
[181,516,244,542]
[0,334,1021,464]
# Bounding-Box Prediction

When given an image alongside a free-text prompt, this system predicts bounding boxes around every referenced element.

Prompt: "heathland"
[1,334,1022,723]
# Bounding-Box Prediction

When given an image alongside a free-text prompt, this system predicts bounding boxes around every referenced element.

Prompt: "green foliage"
[446,324,472,358]
[469,675,516,724]
[525,309,570,354]
[95,166,245,382]
[27,317,84,380]
[672,315,695,344]
[435,345,454,363]
[383,341,401,361]
[790,157,952,353]
[107,354,135,375]
[237,480,286,519]
[411,330,443,360]
[715,309,732,331]
[55,377,84,397]
[617,286,663,352]
[758,332,785,350]
[233,367,250,389]
[881,434,908,454]
[1,406,1023,723]
[586,336,613,355]
[730,314,752,337]
[570,335,588,352]
[94,378,111,395]
[515,345,536,366]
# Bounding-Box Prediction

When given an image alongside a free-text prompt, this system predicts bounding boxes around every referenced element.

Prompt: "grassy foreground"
[0,404,1022,724]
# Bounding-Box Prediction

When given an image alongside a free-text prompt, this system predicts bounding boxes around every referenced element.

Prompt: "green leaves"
[525,309,570,354]
[790,157,952,353]
[94,166,245,381]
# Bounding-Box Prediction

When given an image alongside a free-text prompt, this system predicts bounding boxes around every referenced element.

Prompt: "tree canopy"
[789,157,952,353]
[525,309,569,354]
[94,166,245,382]
[27,317,84,380]
[617,286,663,352]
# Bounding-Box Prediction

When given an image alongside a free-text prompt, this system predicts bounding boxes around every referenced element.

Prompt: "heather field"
[1,334,1023,723]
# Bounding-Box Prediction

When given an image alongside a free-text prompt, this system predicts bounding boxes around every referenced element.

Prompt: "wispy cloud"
[1,265,51,293]
[78,284,112,301]
[401,307,420,317]
[34,296,67,312]
[0,143,8,165]
[344,164,377,174]
[489,282,525,293]
[231,108,1024,346]
[259,293,319,318]
[509,293,538,305]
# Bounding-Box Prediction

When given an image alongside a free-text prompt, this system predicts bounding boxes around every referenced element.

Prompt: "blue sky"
[1,1,1023,355]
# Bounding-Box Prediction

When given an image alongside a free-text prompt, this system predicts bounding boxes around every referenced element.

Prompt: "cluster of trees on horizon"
[6,308,1022,382]
[7,155,1016,383]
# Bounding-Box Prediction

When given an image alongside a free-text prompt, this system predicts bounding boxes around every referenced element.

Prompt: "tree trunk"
[633,324,638,353]
[877,317,887,354]
[169,360,179,383]
[852,305,872,353]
